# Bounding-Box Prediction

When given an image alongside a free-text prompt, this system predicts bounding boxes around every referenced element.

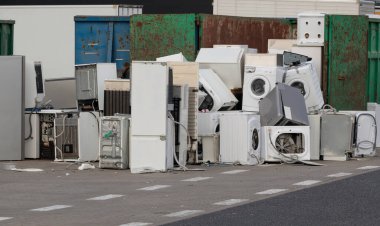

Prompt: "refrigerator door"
[0,56,24,160]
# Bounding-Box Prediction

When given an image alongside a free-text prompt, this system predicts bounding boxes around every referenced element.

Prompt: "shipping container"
[130,14,296,61]
[368,16,380,103]
[0,20,14,55]
[75,16,130,75]
[213,0,373,18]
[323,15,368,110]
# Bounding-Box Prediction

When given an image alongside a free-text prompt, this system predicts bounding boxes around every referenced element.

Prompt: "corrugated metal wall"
[0,20,14,55]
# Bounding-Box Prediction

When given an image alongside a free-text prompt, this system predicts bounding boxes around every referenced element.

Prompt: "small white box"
[297,12,325,46]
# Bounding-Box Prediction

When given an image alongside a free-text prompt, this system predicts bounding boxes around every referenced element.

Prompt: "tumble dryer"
[242,66,282,112]
[340,111,377,157]
[220,113,261,165]
[261,126,311,163]
[284,63,324,113]
[198,69,238,112]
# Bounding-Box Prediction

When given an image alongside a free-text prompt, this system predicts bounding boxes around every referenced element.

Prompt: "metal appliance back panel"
[0,56,24,160]
[44,78,77,109]
[76,65,98,100]
[104,90,130,116]
[321,114,355,161]
[54,115,79,160]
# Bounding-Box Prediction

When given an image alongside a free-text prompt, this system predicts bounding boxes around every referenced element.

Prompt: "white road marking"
[137,185,171,191]
[327,172,352,178]
[213,199,249,206]
[357,166,380,170]
[0,217,12,221]
[119,222,152,226]
[221,170,249,175]
[30,205,72,212]
[165,210,204,218]
[87,194,124,201]
[181,177,213,182]
[256,189,288,195]
[293,180,321,186]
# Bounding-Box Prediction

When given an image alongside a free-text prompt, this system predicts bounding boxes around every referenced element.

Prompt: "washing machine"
[340,111,377,157]
[220,113,261,165]
[367,102,380,148]
[198,69,238,112]
[284,63,324,113]
[242,66,282,112]
[261,126,311,162]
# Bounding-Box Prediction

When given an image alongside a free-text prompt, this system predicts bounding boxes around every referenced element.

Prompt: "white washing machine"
[242,66,282,112]
[340,111,377,157]
[199,69,238,112]
[308,114,321,161]
[261,126,311,162]
[198,112,221,137]
[284,63,324,113]
[220,113,261,165]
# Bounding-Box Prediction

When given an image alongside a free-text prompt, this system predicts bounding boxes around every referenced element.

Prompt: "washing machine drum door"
[250,77,270,98]
[289,80,310,98]
[251,128,259,150]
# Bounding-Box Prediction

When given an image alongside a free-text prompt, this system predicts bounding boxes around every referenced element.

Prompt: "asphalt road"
[165,169,380,226]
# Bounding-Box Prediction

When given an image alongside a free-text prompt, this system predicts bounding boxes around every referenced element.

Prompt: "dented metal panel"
[130,14,296,61]
[0,20,14,55]
[324,15,368,110]
[75,16,130,75]
[200,15,296,53]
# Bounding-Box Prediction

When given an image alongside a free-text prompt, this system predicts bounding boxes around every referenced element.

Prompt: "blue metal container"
[75,16,130,75]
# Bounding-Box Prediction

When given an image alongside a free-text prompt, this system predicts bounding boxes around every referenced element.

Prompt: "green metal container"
[130,14,296,61]
[368,17,380,104]
[323,15,368,110]
[0,20,14,55]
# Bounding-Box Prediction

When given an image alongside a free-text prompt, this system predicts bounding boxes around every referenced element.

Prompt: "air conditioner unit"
[196,48,244,89]
[130,61,174,173]
[75,63,117,111]
[297,12,325,46]
[220,113,261,165]
[284,63,324,113]
[99,115,130,169]
[340,111,377,157]
[242,66,282,112]
[198,69,238,112]
[261,126,311,162]
[308,114,321,161]
[321,113,355,161]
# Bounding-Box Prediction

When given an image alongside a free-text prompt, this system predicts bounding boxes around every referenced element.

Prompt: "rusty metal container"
[323,15,368,110]
[130,14,296,61]
[75,16,130,76]
[0,20,14,55]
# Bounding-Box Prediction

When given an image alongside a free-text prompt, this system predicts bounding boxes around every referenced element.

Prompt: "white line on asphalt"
[213,199,249,206]
[293,180,321,186]
[30,205,72,212]
[221,170,249,175]
[137,185,171,191]
[119,222,152,226]
[181,177,213,182]
[256,189,288,195]
[357,166,380,170]
[165,210,204,218]
[327,172,352,178]
[0,217,13,221]
[87,194,124,201]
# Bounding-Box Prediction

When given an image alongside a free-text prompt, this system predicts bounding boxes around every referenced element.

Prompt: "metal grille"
[104,90,131,116]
